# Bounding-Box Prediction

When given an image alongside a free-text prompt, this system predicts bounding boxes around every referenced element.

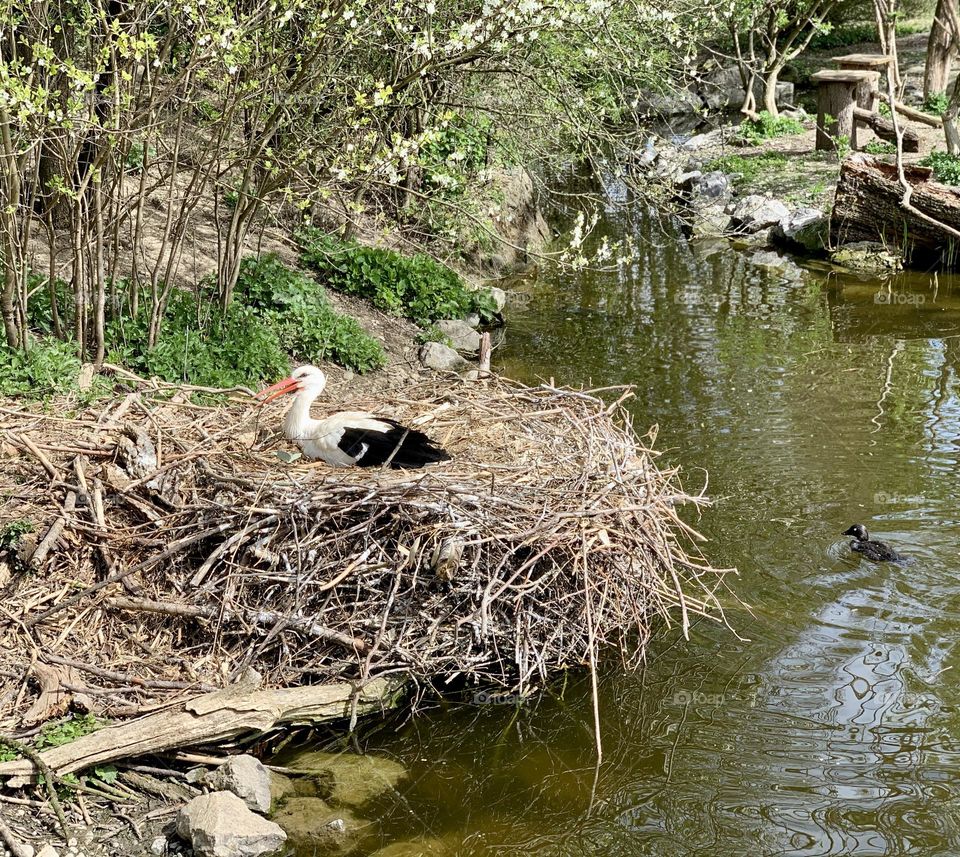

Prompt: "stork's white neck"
[283,387,322,442]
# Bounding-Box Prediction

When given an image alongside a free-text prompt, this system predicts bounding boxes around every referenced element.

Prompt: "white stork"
[257,365,451,468]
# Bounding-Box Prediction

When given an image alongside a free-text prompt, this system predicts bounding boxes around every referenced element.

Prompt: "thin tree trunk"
[943,72,960,153]
[763,63,784,116]
[0,106,22,348]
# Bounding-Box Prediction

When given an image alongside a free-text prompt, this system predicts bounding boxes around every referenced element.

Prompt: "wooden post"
[834,54,890,111]
[811,70,879,151]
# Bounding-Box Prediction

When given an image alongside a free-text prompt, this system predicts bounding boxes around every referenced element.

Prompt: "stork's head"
[257,364,328,403]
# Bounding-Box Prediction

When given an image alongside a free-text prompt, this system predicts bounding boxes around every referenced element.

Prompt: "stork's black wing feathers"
[337,419,451,468]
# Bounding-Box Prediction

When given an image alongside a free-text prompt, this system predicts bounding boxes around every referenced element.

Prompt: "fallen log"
[0,675,404,782]
[877,92,943,127]
[831,154,960,267]
[853,107,920,152]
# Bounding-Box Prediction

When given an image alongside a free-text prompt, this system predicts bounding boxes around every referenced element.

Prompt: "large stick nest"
[0,375,734,728]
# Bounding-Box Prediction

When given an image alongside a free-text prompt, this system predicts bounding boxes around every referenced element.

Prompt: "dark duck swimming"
[842,524,903,563]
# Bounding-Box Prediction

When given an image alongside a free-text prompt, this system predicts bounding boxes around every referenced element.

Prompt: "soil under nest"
[0,372,735,731]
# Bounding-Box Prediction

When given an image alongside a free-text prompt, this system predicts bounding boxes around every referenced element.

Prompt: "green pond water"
[287,199,960,855]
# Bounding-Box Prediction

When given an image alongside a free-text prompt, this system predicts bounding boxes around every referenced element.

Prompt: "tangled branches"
[0,377,735,729]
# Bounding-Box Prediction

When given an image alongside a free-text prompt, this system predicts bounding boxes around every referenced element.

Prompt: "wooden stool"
[811,70,881,151]
[833,53,891,111]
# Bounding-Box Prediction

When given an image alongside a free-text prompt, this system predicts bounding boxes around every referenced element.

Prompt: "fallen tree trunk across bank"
[831,154,960,267]
[0,374,734,770]
[0,675,403,782]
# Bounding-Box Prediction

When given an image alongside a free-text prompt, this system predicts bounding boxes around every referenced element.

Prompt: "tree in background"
[726,0,839,118]
[0,0,717,363]
[924,0,954,99]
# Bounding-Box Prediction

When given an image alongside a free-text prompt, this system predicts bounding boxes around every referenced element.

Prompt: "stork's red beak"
[256,376,300,403]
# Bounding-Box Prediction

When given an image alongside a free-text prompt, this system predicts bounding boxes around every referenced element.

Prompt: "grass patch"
[863,139,897,155]
[298,227,497,326]
[920,150,960,185]
[737,111,804,144]
[107,289,291,389]
[704,152,789,184]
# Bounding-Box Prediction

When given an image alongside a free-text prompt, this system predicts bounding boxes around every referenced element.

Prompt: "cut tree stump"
[0,675,405,783]
[811,70,880,151]
[853,107,921,152]
[831,154,960,267]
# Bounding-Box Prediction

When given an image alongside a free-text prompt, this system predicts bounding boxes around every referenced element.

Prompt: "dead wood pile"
[0,375,734,732]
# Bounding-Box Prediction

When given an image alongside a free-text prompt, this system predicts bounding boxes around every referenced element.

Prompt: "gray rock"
[271,797,368,854]
[688,204,732,239]
[730,195,790,233]
[488,287,507,312]
[651,146,695,182]
[150,836,168,856]
[692,171,731,201]
[206,755,272,815]
[675,169,702,186]
[634,87,703,118]
[831,241,903,273]
[369,838,452,857]
[771,207,828,254]
[435,319,481,353]
[177,791,286,857]
[285,751,407,808]
[700,66,794,112]
[750,250,804,279]
[35,847,57,857]
[269,772,297,808]
[462,312,481,328]
[677,170,731,205]
[419,341,469,372]
[681,130,722,150]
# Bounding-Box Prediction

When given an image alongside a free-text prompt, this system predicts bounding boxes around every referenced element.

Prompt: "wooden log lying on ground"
[853,107,921,152]
[877,92,944,127]
[0,675,404,782]
[831,154,960,266]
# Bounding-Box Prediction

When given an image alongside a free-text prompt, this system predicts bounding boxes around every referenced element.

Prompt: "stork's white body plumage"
[259,366,450,469]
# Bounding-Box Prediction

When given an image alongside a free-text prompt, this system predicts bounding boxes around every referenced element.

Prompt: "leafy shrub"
[235,255,386,374]
[25,273,74,336]
[298,228,498,326]
[738,111,804,144]
[920,151,960,185]
[0,338,82,397]
[0,519,33,549]
[35,714,102,750]
[107,289,290,388]
[418,113,491,198]
[922,92,950,117]
[863,139,897,155]
[807,19,925,49]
